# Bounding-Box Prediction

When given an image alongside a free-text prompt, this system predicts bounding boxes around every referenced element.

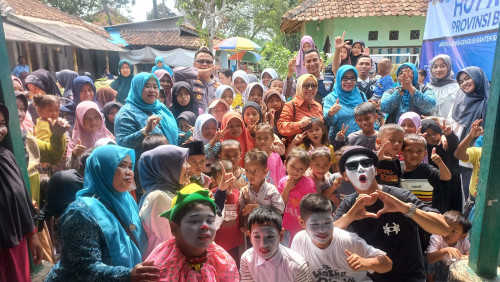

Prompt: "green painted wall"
[303,16,426,51]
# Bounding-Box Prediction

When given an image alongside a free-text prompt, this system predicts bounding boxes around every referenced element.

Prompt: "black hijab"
[39,169,83,220]
[102,101,123,134]
[0,103,37,249]
[25,69,62,96]
[169,81,198,118]
[241,101,263,126]
[350,41,365,67]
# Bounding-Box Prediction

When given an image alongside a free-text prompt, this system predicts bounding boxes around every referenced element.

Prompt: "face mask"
[345,154,376,191]
[250,225,281,260]
[305,212,334,247]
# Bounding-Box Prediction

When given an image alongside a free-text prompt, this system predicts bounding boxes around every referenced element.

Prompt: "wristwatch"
[404,203,417,218]
[141,128,149,137]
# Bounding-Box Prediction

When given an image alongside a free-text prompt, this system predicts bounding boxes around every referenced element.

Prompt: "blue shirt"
[373,75,395,99]
[11,64,30,77]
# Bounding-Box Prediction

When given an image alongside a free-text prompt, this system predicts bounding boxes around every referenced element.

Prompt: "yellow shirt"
[35,118,52,143]
[232,93,244,109]
[463,147,482,197]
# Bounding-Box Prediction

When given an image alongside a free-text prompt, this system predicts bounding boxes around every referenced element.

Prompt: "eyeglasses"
[345,159,374,171]
[302,83,318,90]
[341,77,357,82]
[195,59,214,65]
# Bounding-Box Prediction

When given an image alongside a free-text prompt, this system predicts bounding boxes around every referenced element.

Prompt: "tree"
[42,0,133,25]
[147,1,177,20]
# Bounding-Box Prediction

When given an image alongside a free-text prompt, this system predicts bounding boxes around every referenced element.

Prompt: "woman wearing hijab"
[221,111,254,167]
[169,81,200,118]
[426,55,463,121]
[0,104,43,282]
[96,86,117,108]
[323,65,368,141]
[244,82,265,104]
[295,35,316,76]
[114,72,178,157]
[46,145,160,281]
[154,69,174,107]
[277,74,323,138]
[60,76,99,129]
[151,56,173,76]
[56,69,78,99]
[111,59,134,104]
[452,66,489,141]
[350,41,366,67]
[231,70,249,109]
[102,101,122,135]
[381,62,436,124]
[25,69,62,124]
[260,68,278,92]
[138,145,190,257]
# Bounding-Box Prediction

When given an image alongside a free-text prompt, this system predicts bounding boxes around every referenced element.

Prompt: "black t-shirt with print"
[376,159,402,187]
[334,185,439,282]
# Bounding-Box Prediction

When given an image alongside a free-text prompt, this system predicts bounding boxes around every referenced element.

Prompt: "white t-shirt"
[291,228,386,282]
[426,235,470,266]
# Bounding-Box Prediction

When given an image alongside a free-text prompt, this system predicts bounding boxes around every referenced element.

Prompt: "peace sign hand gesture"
[469,119,484,138]
[292,131,307,145]
[218,161,236,192]
[213,126,228,143]
[336,123,349,140]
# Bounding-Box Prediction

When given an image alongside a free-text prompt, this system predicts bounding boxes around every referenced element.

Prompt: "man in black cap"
[333,146,449,282]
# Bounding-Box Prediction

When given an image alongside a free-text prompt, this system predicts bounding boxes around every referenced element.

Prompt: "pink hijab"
[66,101,115,158]
[295,35,316,76]
[154,69,173,107]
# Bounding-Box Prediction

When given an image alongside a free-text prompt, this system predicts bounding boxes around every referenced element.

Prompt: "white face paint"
[250,225,281,260]
[345,154,376,191]
[305,212,334,248]
[178,205,216,251]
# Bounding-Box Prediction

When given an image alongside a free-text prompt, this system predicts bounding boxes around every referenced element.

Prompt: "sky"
[124,0,178,22]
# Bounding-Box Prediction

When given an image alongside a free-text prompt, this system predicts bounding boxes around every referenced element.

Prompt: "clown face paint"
[345,154,376,191]
[177,204,216,255]
[250,224,281,260]
[305,212,334,249]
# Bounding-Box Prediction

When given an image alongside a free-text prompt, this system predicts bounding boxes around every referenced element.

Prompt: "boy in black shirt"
[375,124,405,187]
[334,146,449,282]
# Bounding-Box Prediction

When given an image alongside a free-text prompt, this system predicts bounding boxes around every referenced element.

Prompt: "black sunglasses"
[345,159,374,171]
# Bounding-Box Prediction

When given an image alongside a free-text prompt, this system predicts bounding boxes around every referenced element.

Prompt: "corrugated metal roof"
[3,21,69,46]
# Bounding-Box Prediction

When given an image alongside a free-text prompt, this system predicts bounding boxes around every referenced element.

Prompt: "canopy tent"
[119,47,196,67]
[229,50,261,63]
[214,36,262,51]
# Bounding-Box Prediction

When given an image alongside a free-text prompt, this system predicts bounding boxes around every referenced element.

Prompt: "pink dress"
[277,176,317,242]
[267,152,286,185]
[146,239,239,282]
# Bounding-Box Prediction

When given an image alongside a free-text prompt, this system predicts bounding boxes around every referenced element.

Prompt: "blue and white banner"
[420,0,500,80]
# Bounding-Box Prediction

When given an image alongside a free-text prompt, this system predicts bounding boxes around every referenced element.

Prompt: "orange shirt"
[277,96,323,136]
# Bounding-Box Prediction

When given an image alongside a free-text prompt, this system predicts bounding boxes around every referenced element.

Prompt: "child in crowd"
[147,186,239,281]
[278,147,317,245]
[102,101,122,135]
[305,148,336,195]
[289,117,336,171]
[33,94,61,142]
[401,134,451,213]
[254,124,286,185]
[421,119,462,212]
[182,140,211,187]
[245,83,264,104]
[193,114,225,173]
[418,69,427,84]
[335,102,379,151]
[221,112,254,167]
[292,194,393,281]
[210,160,243,266]
[373,58,394,100]
[269,78,284,95]
[215,85,236,110]
[240,206,311,281]
[264,89,284,134]
[176,111,196,145]
[66,101,115,171]
[207,99,230,127]
[242,101,262,136]
[218,68,233,86]
[426,211,471,282]
[328,147,357,209]
[454,119,484,217]
[232,70,249,108]
[219,139,248,190]
[142,134,169,152]
[375,124,405,187]
[398,112,421,135]
[239,149,285,228]
[169,81,200,118]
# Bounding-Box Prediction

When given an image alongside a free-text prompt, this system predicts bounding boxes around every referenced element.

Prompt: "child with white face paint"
[292,194,392,281]
[146,184,239,281]
[333,146,449,281]
[240,206,311,282]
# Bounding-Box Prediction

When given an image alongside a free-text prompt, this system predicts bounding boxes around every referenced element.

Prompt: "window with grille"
[368,31,378,41]
[389,30,399,40]
[410,30,420,40]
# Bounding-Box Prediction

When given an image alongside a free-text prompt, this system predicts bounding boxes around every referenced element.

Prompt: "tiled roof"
[281,0,428,33]
[120,30,222,49]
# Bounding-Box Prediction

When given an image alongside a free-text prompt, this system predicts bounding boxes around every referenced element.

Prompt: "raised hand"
[372,190,410,217]
[336,123,349,140]
[469,119,484,138]
[430,147,443,165]
[242,201,259,217]
[48,117,70,137]
[213,126,229,143]
[329,98,342,116]
[377,141,394,161]
[292,131,307,145]
[299,117,312,129]
[267,109,276,126]
[438,119,452,136]
[346,194,378,221]
[334,31,349,50]
[400,69,414,91]
[259,101,267,116]
[218,161,236,191]
[198,65,221,78]
[288,57,297,77]
[363,46,370,56]
[145,115,162,134]
[72,138,86,157]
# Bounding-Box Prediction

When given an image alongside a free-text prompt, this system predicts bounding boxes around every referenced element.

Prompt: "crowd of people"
[0,31,489,282]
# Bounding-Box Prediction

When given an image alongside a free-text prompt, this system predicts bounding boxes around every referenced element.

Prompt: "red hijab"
[221,112,254,167]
